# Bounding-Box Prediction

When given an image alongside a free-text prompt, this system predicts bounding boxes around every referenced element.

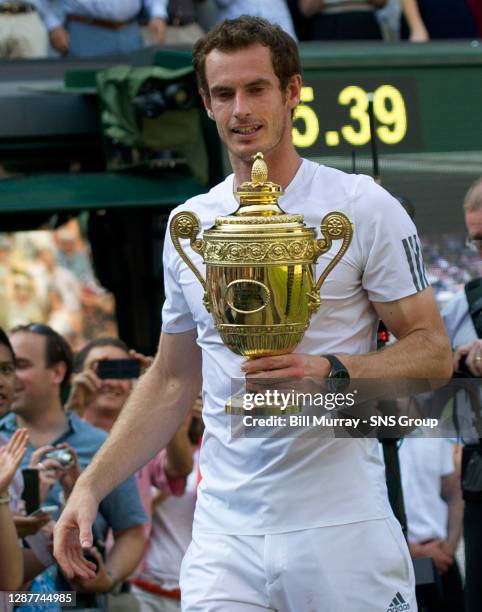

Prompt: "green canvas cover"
[96,65,208,184]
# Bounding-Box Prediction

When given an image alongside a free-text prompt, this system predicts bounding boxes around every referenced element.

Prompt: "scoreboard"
[293,41,482,155]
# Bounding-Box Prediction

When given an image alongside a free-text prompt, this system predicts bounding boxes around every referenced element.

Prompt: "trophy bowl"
[170,153,353,359]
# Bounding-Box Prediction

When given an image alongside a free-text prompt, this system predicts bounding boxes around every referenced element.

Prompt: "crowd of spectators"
[422,232,482,307]
[0,323,203,611]
[1,0,481,60]
[0,223,117,351]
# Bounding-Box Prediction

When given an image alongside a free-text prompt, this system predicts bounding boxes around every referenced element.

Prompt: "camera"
[133,77,197,119]
[44,448,75,469]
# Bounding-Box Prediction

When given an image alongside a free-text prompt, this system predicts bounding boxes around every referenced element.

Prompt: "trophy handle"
[169,212,210,309]
[310,212,353,310]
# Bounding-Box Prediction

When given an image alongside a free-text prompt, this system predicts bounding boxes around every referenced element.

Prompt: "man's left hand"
[241,354,330,379]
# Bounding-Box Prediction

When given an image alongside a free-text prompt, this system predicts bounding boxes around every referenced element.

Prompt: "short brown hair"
[10,324,73,392]
[74,337,129,372]
[464,178,482,212]
[192,16,301,97]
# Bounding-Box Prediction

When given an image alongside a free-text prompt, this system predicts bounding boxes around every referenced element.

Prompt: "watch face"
[328,374,350,393]
[331,369,349,379]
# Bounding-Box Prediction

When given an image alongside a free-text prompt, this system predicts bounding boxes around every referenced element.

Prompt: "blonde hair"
[463,178,482,211]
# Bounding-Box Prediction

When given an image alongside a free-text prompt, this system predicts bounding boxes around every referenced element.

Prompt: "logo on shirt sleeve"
[402,235,429,292]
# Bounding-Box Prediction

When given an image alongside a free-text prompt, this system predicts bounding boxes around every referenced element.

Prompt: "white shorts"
[180,517,416,612]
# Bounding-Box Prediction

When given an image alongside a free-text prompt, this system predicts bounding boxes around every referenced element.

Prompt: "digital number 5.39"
[292,84,408,148]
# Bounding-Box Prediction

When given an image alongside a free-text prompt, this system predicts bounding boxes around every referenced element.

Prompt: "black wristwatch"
[322,354,350,390]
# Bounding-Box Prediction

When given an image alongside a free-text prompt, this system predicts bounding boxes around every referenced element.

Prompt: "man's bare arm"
[54,329,201,579]
[441,471,464,553]
[342,288,453,379]
[79,329,200,501]
[242,289,453,380]
[401,0,429,41]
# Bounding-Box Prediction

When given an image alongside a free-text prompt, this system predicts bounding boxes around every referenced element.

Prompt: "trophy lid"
[213,152,304,230]
[233,152,285,216]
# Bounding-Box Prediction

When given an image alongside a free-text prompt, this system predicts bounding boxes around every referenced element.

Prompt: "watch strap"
[322,354,349,379]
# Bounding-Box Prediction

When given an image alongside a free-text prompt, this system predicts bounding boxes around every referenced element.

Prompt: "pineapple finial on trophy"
[251,152,268,184]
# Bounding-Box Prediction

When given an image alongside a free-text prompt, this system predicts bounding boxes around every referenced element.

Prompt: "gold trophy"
[170,153,352,410]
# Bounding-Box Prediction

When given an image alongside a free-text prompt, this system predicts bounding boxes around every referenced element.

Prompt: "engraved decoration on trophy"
[170,152,353,359]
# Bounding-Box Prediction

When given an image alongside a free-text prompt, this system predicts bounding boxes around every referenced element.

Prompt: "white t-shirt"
[399,437,455,542]
[162,159,429,535]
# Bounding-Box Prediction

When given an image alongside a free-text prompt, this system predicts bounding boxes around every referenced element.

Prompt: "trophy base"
[217,323,309,358]
[225,397,302,415]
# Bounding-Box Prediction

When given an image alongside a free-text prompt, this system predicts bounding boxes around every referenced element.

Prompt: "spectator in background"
[66,336,150,431]
[30,244,84,348]
[4,271,45,331]
[399,437,464,611]
[55,228,97,288]
[0,328,62,612]
[32,244,81,316]
[214,0,297,39]
[0,429,28,591]
[0,328,27,593]
[46,286,83,351]
[401,0,478,41]
[299,0,387,40]
[0,1,48,58]
[442,178,482,612]
[0,324,147,609]
[36,0,168,56]
[142,0,205,46]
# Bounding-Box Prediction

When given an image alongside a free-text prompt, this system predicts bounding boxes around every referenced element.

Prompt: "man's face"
[0,344,15,417]
[10,332,56,416]
[84,345,132,417]
[465,208,482,257]
[202,43,301,163]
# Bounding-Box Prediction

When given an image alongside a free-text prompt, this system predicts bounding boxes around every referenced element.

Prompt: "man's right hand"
[49,27,70,55]
[53,484,99,580]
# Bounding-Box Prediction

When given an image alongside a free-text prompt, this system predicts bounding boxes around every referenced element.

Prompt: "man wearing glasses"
[442,177,482,612]
[444,178,482,377]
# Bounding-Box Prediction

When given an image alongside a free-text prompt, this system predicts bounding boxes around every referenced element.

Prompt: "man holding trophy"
[54,16,452,611]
